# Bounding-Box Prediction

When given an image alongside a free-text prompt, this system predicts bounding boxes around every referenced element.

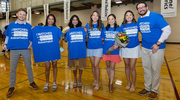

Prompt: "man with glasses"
[136,1,171,99]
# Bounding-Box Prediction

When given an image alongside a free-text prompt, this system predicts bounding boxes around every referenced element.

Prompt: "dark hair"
[17,8,27,14]
[106,14,118,31]
[89,10,103,31]
[38,23,44,26]
[68,15,82,28]
[45,14,56,26]
[122,10,137,27]
[5,25,8,30]
[59,26,63,31]
[136,1,147,10]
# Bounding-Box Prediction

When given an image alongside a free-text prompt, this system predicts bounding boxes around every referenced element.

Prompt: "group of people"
[3,1,171,99]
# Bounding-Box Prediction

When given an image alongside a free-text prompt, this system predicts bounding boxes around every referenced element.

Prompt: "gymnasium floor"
[0,40,179,100]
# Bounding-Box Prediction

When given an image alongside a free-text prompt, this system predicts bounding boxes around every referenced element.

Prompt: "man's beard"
[139,10,148,16]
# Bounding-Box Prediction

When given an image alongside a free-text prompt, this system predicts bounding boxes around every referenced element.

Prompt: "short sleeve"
[156,14,169,29]
[101,27,106,39]
[136,22,140,32]
[28,29,33,41]
[116,27,121,33]
[102,24,105,28]
[83,28,87,38]
[85,24,89,29]
[4,25,10,36]
[65,31,69,42]
[58,29,62,39]
[120,24,124,33]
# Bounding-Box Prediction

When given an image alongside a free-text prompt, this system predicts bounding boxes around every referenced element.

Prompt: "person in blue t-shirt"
[101,14,121,93]
[84,10,104,91]
[34,14,62,92]
[136,2,171,99]
[119,10,141,93]
[66,15,87,88]
[3,8,38,98]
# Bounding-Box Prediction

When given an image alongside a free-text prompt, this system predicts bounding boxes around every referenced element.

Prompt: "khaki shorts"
[68,58,86,70]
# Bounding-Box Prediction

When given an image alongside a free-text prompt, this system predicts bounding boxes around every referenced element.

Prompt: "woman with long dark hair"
[32,14,62,92]
[101,14,121,93]
[120,10,141,93]
[66,15,87,88]
[84,11,104,91]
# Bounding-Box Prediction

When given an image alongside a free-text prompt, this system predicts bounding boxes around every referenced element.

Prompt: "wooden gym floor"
[0,40,179,100]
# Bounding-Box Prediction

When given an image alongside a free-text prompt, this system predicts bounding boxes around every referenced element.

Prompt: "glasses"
[137,6,146,10]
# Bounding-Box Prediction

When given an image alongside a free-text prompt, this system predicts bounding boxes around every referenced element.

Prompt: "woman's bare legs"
[129,58,137,93]
[90,56,101,91]
[109,61,116,93]
[124,58,131,90]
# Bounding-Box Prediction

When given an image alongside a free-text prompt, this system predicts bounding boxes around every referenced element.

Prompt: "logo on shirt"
[36,32,53,44]
[105,31,117,41]
[87,28,101,39]
[70,31,83,43]
[11,28,28,39]
[124,26,138,37]
[139,22,151,33]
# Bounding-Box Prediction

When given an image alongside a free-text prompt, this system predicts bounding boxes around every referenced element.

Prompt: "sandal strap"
[44,85,49,91]
[73,82,77,88]
[52,85,57,88]
[45,83,49,87]
[53,83,57,86]
[78,82,82,87]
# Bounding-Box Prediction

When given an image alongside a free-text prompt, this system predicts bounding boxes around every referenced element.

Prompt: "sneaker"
[6,87,15,98]
[149,91,159,99]
[138,89,151,95]
[29,82,38,90]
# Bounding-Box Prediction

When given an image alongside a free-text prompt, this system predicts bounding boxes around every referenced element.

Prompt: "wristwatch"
[156,43,161,47]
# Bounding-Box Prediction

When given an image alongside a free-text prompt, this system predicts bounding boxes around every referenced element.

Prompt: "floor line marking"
[0,68,109,100]
[164,56,180,100]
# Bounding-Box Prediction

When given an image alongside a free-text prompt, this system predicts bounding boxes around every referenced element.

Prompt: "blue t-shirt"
[85,23,104,49]
[66,27,87,59]
[5,22,33,49]
[32,26,62,63]
[102,27,121,55]
[138,11,169,49]
[120,22,139,48]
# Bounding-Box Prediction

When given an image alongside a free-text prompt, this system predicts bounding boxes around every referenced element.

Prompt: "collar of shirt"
[141,10,150,18]
[15,20,26,25]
